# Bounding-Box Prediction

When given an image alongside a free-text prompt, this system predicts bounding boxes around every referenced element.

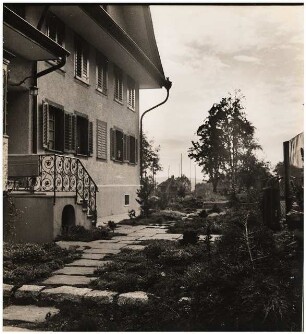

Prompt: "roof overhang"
[49,5,166,89]
[3,6,70,61]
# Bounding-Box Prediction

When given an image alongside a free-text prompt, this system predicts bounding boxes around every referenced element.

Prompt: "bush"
[181,230,198,245]
[57,225,111,242]
[3,242,81,285]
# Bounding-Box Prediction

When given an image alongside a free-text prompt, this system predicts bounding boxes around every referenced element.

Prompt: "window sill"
[44,148,64,154]
[75,153,90,158]
[96,88,107,97]
[114,98,124,106]
[127,106,136,112]
[74,76,90,87]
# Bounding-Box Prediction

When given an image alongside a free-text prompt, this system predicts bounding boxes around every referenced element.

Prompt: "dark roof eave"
[4,6,70,59]
[80,5,166,88]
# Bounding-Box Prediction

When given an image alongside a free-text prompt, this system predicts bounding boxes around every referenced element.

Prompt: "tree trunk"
[212,180,218,193]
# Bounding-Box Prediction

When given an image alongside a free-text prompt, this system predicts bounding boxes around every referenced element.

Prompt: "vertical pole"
[53,155,56,205]
[194,165,197,196]
[283,141,291,213]
[181,153,183,177]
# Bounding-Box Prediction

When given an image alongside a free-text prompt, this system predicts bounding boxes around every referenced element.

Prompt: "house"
[3,4,168,243]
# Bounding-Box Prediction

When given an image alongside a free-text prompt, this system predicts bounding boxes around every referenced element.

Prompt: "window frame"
[45,13,65,47]
[127,77,136,111]
[124,194,130,206]
[74,35,90,84]
[96,52,108,95]
[42,100,65,153]
[114,67,123,104]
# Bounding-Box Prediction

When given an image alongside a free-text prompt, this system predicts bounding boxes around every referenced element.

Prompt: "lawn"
[3,242,82,286]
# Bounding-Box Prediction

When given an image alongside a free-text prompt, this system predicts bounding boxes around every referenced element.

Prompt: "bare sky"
[140,5,304,181]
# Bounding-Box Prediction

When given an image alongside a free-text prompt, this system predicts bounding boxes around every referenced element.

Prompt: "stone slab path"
[3,223,182,331]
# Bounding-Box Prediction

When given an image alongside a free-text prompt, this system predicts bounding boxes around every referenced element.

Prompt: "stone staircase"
[7,154,98,225]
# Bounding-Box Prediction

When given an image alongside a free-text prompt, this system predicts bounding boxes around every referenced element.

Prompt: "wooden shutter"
[75,37,82,78]
[110,128,115,160]
[97,120,107,160]
[102,61,108,93]
[88,121,93,155]
[130,136,136,163]
[135,138,138,163]
[42,101,49,149]
[97,63,102,91]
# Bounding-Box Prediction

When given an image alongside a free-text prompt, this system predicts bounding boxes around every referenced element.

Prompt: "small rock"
[179,296,192,303]
[84,290,117,304]
[117,291,149,306]
[3,284,14,298]
[207,212,220,219]
[15,285,45,300]
[41,286,92,303]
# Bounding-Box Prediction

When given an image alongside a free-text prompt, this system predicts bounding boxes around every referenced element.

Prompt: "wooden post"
[283,141,291,213]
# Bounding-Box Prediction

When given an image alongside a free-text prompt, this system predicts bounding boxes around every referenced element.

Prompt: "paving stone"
[123,245,146,251]
[83,248,121,254]
[66,259,108,267]
[41,286,92,303]
[84,290,117,304]
[3,326,34,331]
[89,239,119,244]
[3,284,14,298]
[42,275,97,286]
[15,285,45,299]
[56,241,91,249]
[117,291,149,306]
[145,233,182,240]
[53,266,96,276]
[81,253,108,260]
[3,305,59,323]
[89,243,125,250]
[111,236,142,241]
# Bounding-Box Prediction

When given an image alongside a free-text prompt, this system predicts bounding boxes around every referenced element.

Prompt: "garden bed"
[3,242,82,286]
[40,213,302,331]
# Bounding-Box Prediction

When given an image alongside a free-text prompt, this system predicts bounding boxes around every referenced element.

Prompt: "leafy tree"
[136,176,154,217]
[189,90,261,193]
[142,133,162,178]
[237,153,272,190]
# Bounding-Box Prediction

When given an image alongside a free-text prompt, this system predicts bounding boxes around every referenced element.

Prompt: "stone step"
[66,259,111,267]
[3,325,34,331]
[41,274,97,286]
[3,305,59,323]
[53,266,96,276]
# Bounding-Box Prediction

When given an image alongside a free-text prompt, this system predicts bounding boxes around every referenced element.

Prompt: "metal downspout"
[140,78,172,183]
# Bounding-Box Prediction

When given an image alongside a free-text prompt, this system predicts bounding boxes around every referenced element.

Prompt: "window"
[110,128,138,164]
[124,194,130,206]
[96,53,108,94]
[97,120,107,160]
[42,101,93,156]
[46,14,65,46]
[42,101,64,152]
[76,114,93,156]
[114,67,123,103]
[75,36,89,83]
[127,77,136,110]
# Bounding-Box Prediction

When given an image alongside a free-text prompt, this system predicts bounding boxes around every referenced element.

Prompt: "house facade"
[3,4,167,242]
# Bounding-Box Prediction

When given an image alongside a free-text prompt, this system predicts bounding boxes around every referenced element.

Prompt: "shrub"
[57,225,111,242]
[181,230,199,245]
[3,242,81,285]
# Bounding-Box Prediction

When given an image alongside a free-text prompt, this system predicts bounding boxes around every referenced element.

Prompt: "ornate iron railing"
[7,154,98,222]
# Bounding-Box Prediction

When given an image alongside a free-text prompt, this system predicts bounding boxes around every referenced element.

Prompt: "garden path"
[3,224,182,331]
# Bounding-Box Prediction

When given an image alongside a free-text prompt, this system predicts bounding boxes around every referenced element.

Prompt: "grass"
[3,242,82,286]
